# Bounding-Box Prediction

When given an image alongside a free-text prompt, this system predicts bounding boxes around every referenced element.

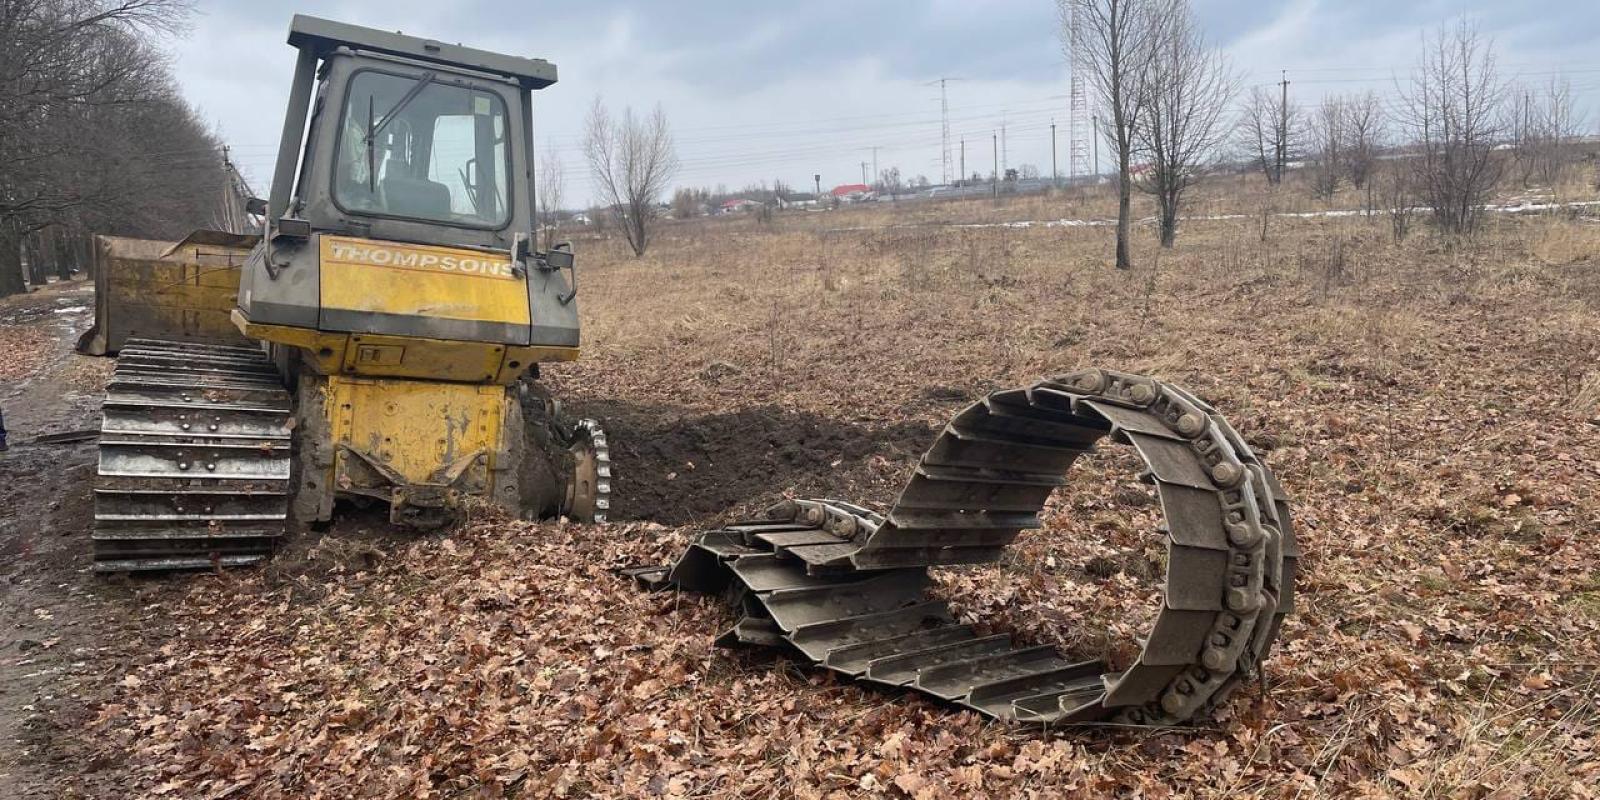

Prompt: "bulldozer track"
[93,338,293,571]
[630,369,1297,726]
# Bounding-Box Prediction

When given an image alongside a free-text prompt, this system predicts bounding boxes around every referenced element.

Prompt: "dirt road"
[0,282,164,798]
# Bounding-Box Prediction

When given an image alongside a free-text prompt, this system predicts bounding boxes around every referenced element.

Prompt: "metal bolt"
[180,423,192,431]
[1212,463,1243,486]
[1160,692,1185,715]
[1226,588,1255,611]
[1130,383,1156,404]
[178,462,190,471]
[1176,413,1204,437]
[208,424,219,432]
[205,463,217,471]
[1202,647,1231,671]
[830,515,859,538]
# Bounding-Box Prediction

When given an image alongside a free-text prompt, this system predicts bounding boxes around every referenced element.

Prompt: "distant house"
[830,183,873,203]
[718,198,762,214]
[773,192,817,210]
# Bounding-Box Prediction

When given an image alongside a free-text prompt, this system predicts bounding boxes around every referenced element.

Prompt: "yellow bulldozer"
[80,15,607,570]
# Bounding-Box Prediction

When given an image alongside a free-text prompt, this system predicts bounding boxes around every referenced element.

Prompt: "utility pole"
[1276,70,1290,183]
[1000,116,1008,177]
[860,161,868,185]
[1050,120,1058,186]
[991,132,998,198]
[860,147,881,186]
[1093,115,1100,178]
[959,137,965,186]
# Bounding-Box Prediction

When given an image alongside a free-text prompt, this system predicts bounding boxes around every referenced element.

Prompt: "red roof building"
[830,183,871,197]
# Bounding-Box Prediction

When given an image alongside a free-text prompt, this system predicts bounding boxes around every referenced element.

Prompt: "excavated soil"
[583,400,934,524]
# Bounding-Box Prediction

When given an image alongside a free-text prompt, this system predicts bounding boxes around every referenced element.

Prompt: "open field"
[2,192,1599,798]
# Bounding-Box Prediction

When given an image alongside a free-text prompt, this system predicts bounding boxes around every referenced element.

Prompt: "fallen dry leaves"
[0,323,55,382]
[64,209,1600,798]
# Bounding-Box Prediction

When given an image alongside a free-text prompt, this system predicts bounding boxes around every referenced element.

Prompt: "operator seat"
[380,154,452,219]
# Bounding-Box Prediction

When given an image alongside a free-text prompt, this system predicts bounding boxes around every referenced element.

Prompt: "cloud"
[170,0,1600,206]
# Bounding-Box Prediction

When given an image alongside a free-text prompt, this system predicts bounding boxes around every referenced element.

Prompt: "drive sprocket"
[564,418,611,523]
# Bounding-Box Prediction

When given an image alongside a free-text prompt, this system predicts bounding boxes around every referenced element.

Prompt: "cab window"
[334,71,510,228]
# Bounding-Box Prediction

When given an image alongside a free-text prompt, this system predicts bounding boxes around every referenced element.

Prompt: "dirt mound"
[573,401,934,524]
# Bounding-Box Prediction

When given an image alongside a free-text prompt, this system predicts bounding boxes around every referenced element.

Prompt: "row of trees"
[568,8,1584,263]
[1248,51,1586,215]
[1065,0,1592,268]
[0,0,235,297]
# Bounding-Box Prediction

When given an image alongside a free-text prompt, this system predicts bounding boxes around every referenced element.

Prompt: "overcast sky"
[166,0,1600,207]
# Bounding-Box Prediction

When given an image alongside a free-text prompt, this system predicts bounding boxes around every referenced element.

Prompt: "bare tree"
[1396,18,1507,235]
[670,187,710,219]
[537,146,565,249]
[1307,95,1346,200]
[1060,0,1166,269]
[1379,161,1418,242]
[1132,0,1236,247]
[1238,84,1299,186]
[583,99,678,257]
[878,167,903,200]
[1520,77,1586,186]
[1344,90,1385,193]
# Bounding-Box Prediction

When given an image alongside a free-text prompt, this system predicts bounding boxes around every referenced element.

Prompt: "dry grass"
[78,197,1600,798]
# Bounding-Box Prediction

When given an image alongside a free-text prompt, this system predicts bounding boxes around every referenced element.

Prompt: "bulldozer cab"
[282,17,549,250]
[233,15,579,363]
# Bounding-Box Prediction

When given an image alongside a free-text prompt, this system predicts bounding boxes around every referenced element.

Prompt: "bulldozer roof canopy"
[288,14,557,90]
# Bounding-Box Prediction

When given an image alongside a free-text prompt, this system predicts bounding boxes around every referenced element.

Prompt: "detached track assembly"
[630,368,1297,726]
[93,339,292,571]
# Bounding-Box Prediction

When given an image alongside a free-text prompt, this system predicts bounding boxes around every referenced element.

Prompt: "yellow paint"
[233,310,578,383]
[325,375,506,490]
[319,235,530,328]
